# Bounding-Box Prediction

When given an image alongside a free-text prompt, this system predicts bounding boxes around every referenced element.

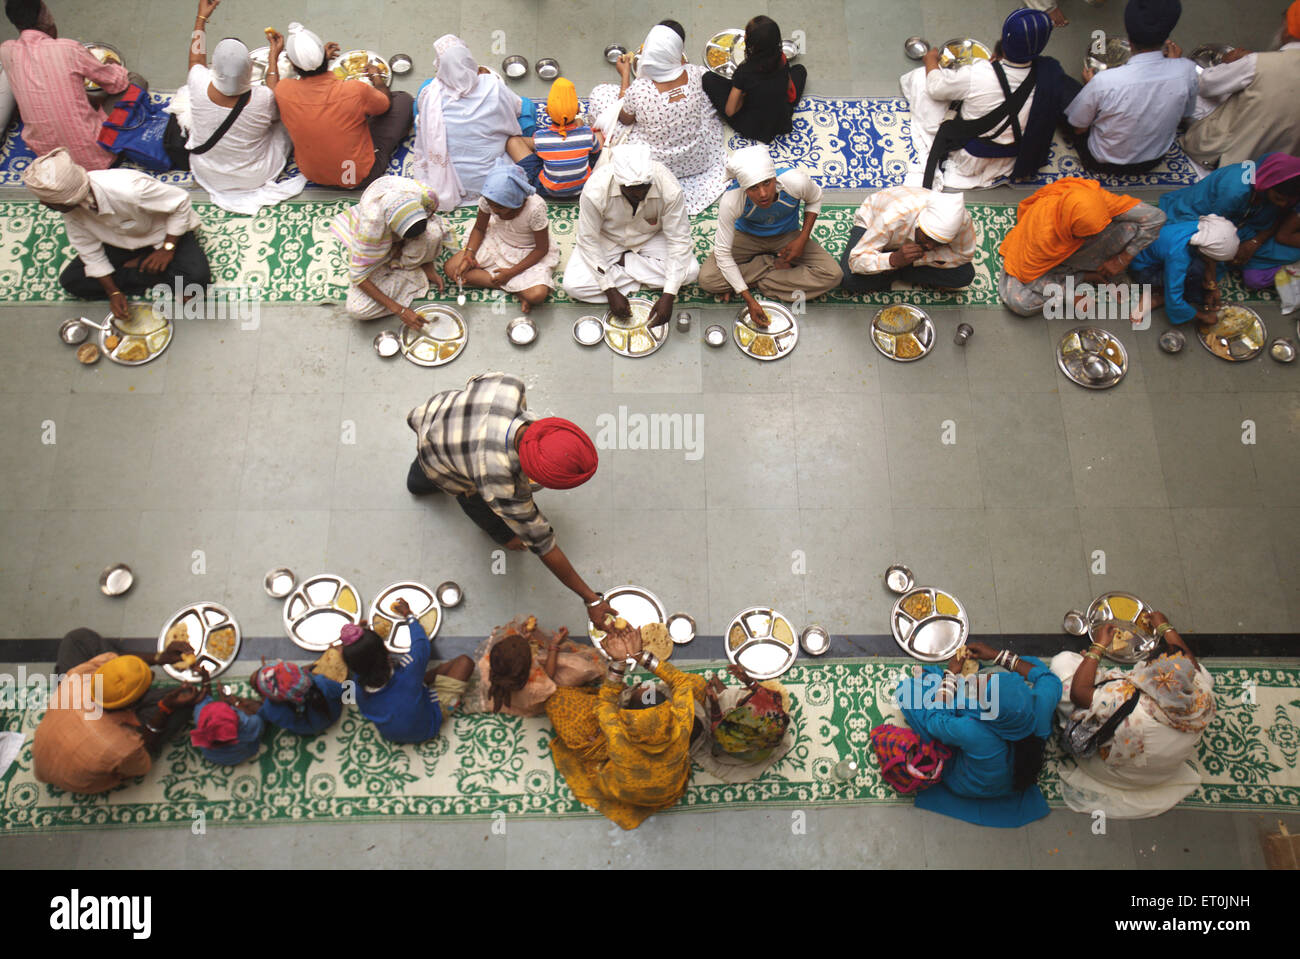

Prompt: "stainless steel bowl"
[264,567,296,598]
[59,318,89,345]
[705,324,727,347]
[573,315,604,347]
[373,330,401,358]
[99,563,134,597]
[1159,329,1186,354]
[666,612,695,644]
[507,315,538,346]
[1270,337,1297,363]
[781,40,799,61]
[76,343,101,365]
[800,624,831,656]
[390,53,413,74]
[1062,609,1089,636]
[904,36,931,60]
[502,55,529,79]
[884,563,915,594]
[604,43,628,64]
[435,581,464,607]
[535,57,560,80]
[1086,36,1132,74]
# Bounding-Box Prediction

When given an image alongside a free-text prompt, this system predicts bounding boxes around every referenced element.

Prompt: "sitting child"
[251,660,344,736]
[442,164,559,314]
[191,694,264,765]
[1129,214,1240,324]
[516,78,602,200]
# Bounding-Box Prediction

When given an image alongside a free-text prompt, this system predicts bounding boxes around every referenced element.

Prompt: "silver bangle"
[586,594,605,608]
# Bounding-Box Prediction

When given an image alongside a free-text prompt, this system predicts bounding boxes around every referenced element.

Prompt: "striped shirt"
[0,29,129,171]
[407,372,554,555]
[533,123,598,195]
[848,186,978,275]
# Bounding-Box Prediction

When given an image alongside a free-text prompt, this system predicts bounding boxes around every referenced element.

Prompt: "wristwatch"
[161,241,176,252]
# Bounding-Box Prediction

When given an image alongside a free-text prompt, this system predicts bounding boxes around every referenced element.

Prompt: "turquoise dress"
[897,658,1061,828]
[1130,220,1226,325]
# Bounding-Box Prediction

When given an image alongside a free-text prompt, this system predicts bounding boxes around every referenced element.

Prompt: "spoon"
[456,278,466,307]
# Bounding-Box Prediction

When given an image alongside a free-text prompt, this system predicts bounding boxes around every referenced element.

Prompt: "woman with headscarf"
[896,641,1062,827]
[547,625,708,830]
[1050,616,1215,819]
[183,2,304,214]
[690,664,794,784]
[191,690,265,766]
[698,144,841,320]
[905,8,1074,190]
[997,178,1165,316]
[250,659,344,736]
[412,34,528,210]
[329,174,447,327]
[442,162,559,314]
[1157,153,1300,287]
[700,15,807,144]
[598,23,729,215]
[1129,215,1240,324]
[340,597,476,745]
[463,616,603,718]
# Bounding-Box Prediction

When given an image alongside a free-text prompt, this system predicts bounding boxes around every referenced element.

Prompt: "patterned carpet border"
[0,199,1275,310]
[0,94,1199,192]
[2,660,1297,833]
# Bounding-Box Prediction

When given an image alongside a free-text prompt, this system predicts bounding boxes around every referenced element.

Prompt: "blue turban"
[1125,0,1181,47]
[481,162,536,209]
[1001,8,1053,64]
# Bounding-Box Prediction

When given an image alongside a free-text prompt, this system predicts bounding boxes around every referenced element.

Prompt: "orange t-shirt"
[274,74,389,187]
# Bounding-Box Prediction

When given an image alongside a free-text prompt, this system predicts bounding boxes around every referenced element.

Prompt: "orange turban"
[1289,1,1300,41]
[998,178,1140,283]
[547,78,579,136]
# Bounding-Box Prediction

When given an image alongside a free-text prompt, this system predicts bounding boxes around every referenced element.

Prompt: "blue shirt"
[728,168,803,237]
[1157,156,1280,240]
[354,619,443,744]
[1066,51,1198,164]
[257,673,344,736]
[192,697,264,766]
[1131,219,1225,325]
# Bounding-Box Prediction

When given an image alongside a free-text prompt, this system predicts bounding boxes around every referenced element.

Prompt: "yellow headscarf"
[92,655,154,710]
[546,78,579,137]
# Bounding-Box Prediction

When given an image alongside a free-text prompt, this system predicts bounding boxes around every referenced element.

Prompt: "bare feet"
[520,299,532,314]
[1048,6,1068,26]
[504,536,527,551]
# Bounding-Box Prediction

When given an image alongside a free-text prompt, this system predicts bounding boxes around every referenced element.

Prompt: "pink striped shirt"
[0,30,128,171]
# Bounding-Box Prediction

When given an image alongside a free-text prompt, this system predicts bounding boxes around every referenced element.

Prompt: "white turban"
[917,190,967,244]
[726,145,777,190]
[284,21,325,72]
[1191,214,1240,261]
[610,144,654,186]
[211,38,252,96]
[637,24,686,83]
[22,147,91,207]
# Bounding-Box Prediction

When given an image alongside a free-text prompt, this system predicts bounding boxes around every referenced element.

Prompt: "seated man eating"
[23,147,211,319]
[561,144,699,329]
[841,186,976,293]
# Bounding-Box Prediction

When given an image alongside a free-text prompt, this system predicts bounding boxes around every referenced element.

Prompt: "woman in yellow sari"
[547,624,706,830]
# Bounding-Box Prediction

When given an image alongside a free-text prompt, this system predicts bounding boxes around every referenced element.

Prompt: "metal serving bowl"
[535,58,560,80]
[264,567,296,599]
[904,36,931,60]
[100,563,134,596]
[1270,337,1297,363]
[502,55,529,79]
[1159,329,1186,354]
[1085,36,1132,74]
[800,624,831,656]
[666,612,696,644]
[705,324,727,347]
[435,581,464,607]
[373,330,401,357]
[59,318,89,345]
[604,43,627,64]
[573,315,603,347]
[507,315,538,346]
[390,53,413,74]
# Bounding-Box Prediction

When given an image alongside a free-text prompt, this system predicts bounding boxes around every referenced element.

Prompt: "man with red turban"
[407,372,616,627]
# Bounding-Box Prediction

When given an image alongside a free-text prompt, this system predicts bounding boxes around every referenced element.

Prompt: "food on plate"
[524,615,538,633]
[1208,306,1256,339]
[207,626,236,660]
[1135,610,1153,633]
[115,306,165,335]
[736,324,756,347]
[371,613,393,640]
[952,647,979,675]
[629,329,655,354]
[1062,331,1082,354]
[605,328,627,351]
[1106,595,1138,621]
[170,635,197,670]
[603,615,630,630]
[146,329,169,353]
[935,592,960,617]
[877,306,919,334]
[337,586,358,614]
[116,338,149,362]
[728,623,747,651]
[438,341,459,360]
[1110,628,1133,653]
[902,592,934,619]
[333,51,378,81]
[77,343,101,364]
[771,617,795,647]
[104,334,120,350]
[751,334,778,357]
[895,333,924,359]
[418,609,439,636]
[313,646,348,683]
[640,622,673,661]
[166,622,190,647]
[412,339,440,362]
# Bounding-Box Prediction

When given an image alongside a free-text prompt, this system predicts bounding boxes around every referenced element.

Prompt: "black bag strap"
[923,61,1037,189]
[1086,686,1142,752]
[988,61,1031,146]
[189,90,251,156]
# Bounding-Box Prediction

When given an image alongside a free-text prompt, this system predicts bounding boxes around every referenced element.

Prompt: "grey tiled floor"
[1,0,1297,869]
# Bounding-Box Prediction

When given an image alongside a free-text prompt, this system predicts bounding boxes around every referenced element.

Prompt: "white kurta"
[900,60,1034,190]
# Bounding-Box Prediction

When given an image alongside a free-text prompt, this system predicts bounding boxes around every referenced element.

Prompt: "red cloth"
[1257,153,1300,191]
[517,418,598,489]
[191,701,239,748]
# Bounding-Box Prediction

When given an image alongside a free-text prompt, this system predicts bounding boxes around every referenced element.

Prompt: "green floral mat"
[0,200,1273,310]
[1,660,1296,833]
